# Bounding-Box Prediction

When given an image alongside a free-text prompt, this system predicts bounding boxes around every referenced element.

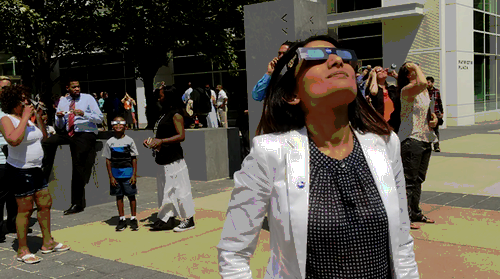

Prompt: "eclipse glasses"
[111,121,127,125]
[290,47,358,75]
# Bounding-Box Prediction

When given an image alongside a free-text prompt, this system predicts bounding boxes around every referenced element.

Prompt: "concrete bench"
[47,128,241,210]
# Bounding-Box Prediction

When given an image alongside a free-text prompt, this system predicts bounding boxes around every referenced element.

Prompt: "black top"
[305,134,391,279]
[153,109,184,165]
[369,85,401,133]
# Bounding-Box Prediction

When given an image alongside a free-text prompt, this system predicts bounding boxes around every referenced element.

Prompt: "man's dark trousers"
[42,132,97,208]
[0,164,17,232]
[433,125,440,149]
[401,138,432,221]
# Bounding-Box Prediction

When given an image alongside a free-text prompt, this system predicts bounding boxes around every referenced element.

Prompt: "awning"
[327,3,424,27]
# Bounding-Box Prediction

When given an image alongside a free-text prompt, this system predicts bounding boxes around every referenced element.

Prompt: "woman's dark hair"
[397,62,411,96]
[256,34,391,136]
[0,85,30,114]
[160,85,186,116]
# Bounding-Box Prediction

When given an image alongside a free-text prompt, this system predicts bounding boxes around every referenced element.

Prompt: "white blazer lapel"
[353,130,400,259]
[285,127,309,279]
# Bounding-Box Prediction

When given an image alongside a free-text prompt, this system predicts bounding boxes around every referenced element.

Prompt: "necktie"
[68,100,75,136]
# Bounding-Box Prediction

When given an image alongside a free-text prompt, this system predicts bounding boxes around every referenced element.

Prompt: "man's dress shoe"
[64,205,84,215]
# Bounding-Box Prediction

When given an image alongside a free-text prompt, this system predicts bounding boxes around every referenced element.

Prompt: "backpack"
[191,87,212,114]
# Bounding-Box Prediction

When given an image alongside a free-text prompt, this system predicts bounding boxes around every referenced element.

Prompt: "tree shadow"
[139,212,159,227]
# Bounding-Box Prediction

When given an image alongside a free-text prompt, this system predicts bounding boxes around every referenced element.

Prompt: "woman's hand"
[22,105,35,120]
[149,138,163,149]
[406,63,419,71]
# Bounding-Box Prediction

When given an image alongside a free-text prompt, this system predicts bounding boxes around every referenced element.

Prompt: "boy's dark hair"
[256,34,391,136]
[0,85,30,114]
[281,41,294,47]
[113,115,125,121]
[426,76,434,83]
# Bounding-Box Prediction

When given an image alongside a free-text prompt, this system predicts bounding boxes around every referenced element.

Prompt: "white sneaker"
[173,217,195,232]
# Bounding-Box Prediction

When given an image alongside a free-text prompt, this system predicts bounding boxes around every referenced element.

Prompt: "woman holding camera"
[217,35,418,278]
[368,66,401,133]
[397,63,438,230]
[144,86,196,232]
[0,85,69,264]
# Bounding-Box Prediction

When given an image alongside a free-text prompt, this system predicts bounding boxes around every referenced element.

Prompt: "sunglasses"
[291,47,358,75]
[111,121,127,125]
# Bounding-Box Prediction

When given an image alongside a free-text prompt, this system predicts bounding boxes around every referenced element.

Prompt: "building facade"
[327,0,500,126]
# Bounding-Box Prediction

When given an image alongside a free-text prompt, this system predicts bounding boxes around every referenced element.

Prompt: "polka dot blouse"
[305,134,392,278]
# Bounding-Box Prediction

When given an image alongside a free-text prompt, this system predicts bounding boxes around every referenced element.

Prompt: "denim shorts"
[110,178,137,197]
[6,164,48,197]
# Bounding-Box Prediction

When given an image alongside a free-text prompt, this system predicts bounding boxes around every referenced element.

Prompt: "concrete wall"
[48,128,241,210]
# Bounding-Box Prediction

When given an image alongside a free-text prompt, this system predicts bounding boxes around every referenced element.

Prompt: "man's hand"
[56,111,65,118]
[110,177,118,187]
[130,175,136,185]
[73,109,84,116]
[149,138,163,149]
[429,113,438,128]
[267,57,279,76]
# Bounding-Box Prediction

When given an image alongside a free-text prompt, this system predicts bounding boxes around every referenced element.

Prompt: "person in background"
[131,102,138,129]
[98,92,107,131]
[218,35,418,278]
[122,93,136,130]
[103,116,139,231]
[367,66,401,133]
[205,84,219,128]
[0,76,16,243]
[427,76,443,152]
[215,85,228,128]
[251,41,294,101]
[145,86,196,232]
[182,82,193,104]
[0,85,70,264]
[41,79,103,215]
[398,63,438,230]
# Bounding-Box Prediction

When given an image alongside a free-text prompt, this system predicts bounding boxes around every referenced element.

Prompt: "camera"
[390,64,397,71]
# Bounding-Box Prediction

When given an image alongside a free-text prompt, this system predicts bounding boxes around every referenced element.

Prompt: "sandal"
[17,253,41,264]
[410,223,420,230]
[413,215,435,224]
[41,242,70,254]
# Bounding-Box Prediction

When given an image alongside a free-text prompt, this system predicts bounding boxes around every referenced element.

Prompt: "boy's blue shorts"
[110,178,137,197]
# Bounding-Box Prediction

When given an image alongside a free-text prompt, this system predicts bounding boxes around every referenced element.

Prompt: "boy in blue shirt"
[103,116,139,231]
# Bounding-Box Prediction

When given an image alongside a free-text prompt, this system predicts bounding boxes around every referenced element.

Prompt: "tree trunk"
[138,63,162,130]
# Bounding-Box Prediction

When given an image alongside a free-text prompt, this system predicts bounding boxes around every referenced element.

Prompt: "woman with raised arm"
[217,35,418,279]
[397,62,438,230]
[0,85,69,264]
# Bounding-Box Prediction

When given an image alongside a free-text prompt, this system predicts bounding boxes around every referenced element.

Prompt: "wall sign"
[458,60,473,70]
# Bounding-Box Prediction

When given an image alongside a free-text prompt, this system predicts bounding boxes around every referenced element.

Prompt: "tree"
[100,0,267,128]
[0,0,104,120]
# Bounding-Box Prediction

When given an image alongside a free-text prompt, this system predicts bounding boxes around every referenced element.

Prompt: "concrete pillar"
[244,0,327,143]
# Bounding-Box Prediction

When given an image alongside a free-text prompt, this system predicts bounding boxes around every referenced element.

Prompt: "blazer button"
[340,162,346,168]
[297,181,305,189]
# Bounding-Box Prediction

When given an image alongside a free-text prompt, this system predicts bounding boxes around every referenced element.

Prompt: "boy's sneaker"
[173,217,195,232]
[130,219,139,231]
[116,219,127,231]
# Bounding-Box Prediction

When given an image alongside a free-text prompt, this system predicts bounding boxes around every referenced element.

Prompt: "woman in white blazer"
[218,35,419,279]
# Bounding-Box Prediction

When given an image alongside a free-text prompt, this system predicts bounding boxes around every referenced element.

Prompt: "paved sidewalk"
[1,121,500,278]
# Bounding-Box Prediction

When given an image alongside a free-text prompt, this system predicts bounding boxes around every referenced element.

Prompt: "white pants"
[217,107,227,128]
[156,159,195,221]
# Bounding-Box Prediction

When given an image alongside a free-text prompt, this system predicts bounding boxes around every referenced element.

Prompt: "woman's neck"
[305,105,353,159]
[377,78,387,88]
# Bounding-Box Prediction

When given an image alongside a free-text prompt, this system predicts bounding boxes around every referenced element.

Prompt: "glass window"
[475,32,485,53]
[486,14,495,33]
[474,55,485,113]
[338,23,382,39]
[497,57,500,108]
[497,36,500,54]
[486,0,495,13]
[486,55,497,111]
[486,34,496,53]
[339,36,382,60]
[474,11,484,31]
[173,56,212,74]
[475,0,484,10]
[337,0,381,13]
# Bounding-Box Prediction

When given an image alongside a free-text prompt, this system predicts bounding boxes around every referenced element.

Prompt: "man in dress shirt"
[251,41,293,101]
[42,80,103,215]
